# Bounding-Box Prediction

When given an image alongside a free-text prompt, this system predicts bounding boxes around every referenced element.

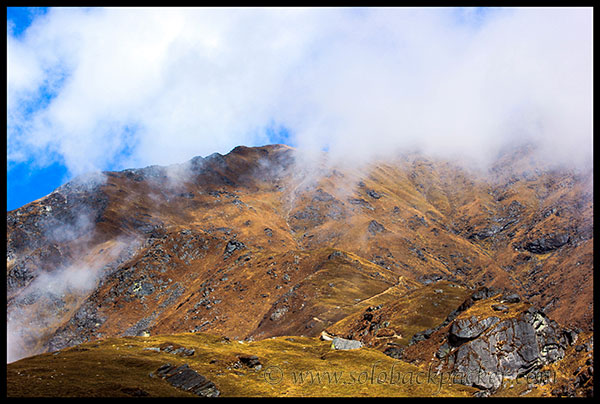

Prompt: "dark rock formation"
[523,233,570,254]
[367,190,382,199]
[223,240,245,260]
[154,363,220,397]
[238,355,261,368]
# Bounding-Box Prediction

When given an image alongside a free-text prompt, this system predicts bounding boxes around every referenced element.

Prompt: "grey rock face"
[331,337,363,350]
[449,316,500,342]
[450,309,567,390]
[155,363,220,397]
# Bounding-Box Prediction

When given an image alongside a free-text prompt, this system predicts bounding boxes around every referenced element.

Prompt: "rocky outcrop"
[238,355,261,368]
[153,363,220,397]
[523,233,570,254]
[223,239,245,260]
[445,308,574,390]
[367,220,385,235]
[366,190,382,199]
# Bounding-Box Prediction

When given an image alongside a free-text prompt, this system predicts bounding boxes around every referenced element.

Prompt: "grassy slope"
[6,332,477,397]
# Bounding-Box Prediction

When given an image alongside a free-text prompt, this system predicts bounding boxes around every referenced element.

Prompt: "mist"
[6,193,142,363]
[7,7,592,182]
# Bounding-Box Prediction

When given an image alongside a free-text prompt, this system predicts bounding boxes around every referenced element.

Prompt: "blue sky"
[6,7,296,211]
[6,7,592,211]
[7,7,56,211]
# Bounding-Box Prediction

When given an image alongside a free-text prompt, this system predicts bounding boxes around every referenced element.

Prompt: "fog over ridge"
[7,7,592,180]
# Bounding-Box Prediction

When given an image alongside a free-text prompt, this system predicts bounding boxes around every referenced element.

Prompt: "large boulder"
[331,337,363,350]
[450,308,568,390]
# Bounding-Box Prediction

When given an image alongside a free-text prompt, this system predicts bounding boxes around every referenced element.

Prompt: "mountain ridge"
[6,143,593,396]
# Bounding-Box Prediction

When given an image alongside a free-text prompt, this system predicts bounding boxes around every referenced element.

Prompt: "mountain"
[6,144,593,397]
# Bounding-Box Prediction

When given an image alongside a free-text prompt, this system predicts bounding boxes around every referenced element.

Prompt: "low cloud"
[7,234,140,363]
[7,7,592,180]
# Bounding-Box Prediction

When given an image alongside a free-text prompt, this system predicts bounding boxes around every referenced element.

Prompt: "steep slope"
[6,143,593,376]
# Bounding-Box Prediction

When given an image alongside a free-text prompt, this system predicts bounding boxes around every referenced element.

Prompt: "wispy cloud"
[7,7,593,178]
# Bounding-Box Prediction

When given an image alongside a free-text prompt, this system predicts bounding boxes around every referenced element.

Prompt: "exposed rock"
[501,293,521,304]
[348,198,374,210]
[331,337,363,350]
[122,312,159,337]
[449,315,500,343]
[523,233,570,254]
[160,344,195,357]
[450,308,568,390]
[436,341,452,359]
[155,363,219,397]
[563,329,579,346]
[270,306,288,321]
[366,190,382,199]
[223,240,245,260]
[238,355,261,368]
[409,328,435,345]
[471,287,501,301]
[367,220,385,235]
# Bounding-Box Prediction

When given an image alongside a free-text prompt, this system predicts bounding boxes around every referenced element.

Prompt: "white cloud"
[7,7,593,178]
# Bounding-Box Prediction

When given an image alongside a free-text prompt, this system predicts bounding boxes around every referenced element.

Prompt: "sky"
[6,7,593,211]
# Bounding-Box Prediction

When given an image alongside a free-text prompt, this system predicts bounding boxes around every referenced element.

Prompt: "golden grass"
[7,332,478,397]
